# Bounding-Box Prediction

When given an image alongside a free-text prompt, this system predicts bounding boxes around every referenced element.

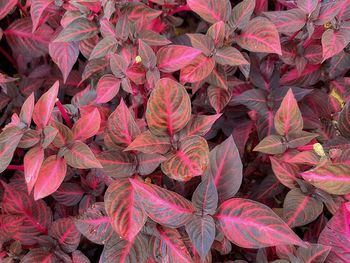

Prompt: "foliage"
[0,0,350,262]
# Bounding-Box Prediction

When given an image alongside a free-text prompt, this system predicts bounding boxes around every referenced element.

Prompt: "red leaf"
[161,136,209,181]
[0,127,24,172]
[125,130,171,154]
[34,155,67,200]
[21,249,57,263]
[138,39,157,69]
[296,243,331,263]
[31,0,54,32]
[263,9,306,33]
[51,120,73,148]
[137,153,166,175]
[296,0,318,14]
[54,18,98,42]
[214,46,249,66]
[204,136,242,202]
[49,218,81,253]
[129,178,195,227]
[146,78,191,137]
[74,202,113,245]
[230,0,256,30]
[94,74,120,104]
[283,188,323,228]
[32,80,59,129]
[24,145,44,194]
[157,226,193,263]
[236,17,282,55]
[301,164,350,195]
[187,33,214,56]
[64,141,102,169]
[72,108,101,141]
[274,89,303,137]
[192,175,218,215]
[49,27,79,83]
[207,21,225,47]
[322,25,350,62]
[270,156,298,189]
[98,150,137,178]
[107,99,140,147]
[89,37,118,60]
[0,215,24,241]
[105,179,147,241]
[318,204,350,262]
[180,54,215,83]
[215,198,305,248]
[0,0,17,20]
[157,45,202,73]
[19,93,35,126]
[187,0,231,24]
[52,183,84,206]
[185,215,215,260]
[179,114,222,138]
[207,85,232,113]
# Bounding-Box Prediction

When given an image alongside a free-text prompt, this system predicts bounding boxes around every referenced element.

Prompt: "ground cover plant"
[0,0,350,262]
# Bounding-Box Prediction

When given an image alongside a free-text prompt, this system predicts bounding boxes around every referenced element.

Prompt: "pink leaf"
[54,18,98,42]
[0,0,17,20]
[72,108,101,141]
[94,74,121,104]
[24,145,44,194]
[187,0,231,24]
[64,141,102,169]
[98,150,137,178]
[49,218,81,253]
[322,25,350,62]
[31,0,54,32]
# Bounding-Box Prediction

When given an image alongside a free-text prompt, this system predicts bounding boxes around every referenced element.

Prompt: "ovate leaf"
[146,78,191,136]
[31,0,54,32]
[263,9,306,33]
[230,0,256,30]
[322,25,350,62]
[49,218,81,253]
[72,108,101,141]
[270,156,299,189]
[98,150,137,178]
[24,145,44,194]
[253,135,287,154]
[338,102,350,137]
[0,0,17,20]
[180,114,222,138]
[207,85,231,113]
[296,243,331,263]
[214,46,249,66]
[192,175,218,215]
[64,141,102,169]
[125,130,171,154]
[187,0,231,24]
[94,74,120,104]
[54,18,98,42]
[130,178,195,227]
[215,198,305,248]
[180,54,215,83]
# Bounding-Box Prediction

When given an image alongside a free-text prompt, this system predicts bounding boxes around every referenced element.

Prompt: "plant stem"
[7,165,24,171]
[55,99,73,128]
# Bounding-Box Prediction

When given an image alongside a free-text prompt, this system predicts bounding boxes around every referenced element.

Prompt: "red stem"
[55,99,73,128]
[7,165,24,171]
[297,145,314,151]
[168,4,191,15]
[0,46,18,70]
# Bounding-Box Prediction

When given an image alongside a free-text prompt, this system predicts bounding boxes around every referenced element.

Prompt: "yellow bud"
[313,143,326,157]
[330,88,345,108]
[135,55,142,63]
[324,22,332,29]
[144,177,152,184]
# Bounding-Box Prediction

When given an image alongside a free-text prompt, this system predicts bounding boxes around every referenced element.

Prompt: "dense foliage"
[1,0,350,262]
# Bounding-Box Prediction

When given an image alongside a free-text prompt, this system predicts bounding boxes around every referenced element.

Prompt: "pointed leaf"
[89,37,118,60]
[125,130,171,154]
[49,218,81,253]
[301,164,350,195]
[187,33,214,56]
[94,74,120,104]
[204,136,242,202]
[338,101,350,137]
[263,9,306,33]
[296,243,331,263]
[107,99,140,147]
[322,26,350,62]
[146,78,191,136]
[105,179,147,241]
[187,0,231,24]
[230,0,256,30]
[137,153,166,175]
[297,0,318,14]
[207,85,231,113]
[72,108,101,141]
[24,145,44,194]
[180,54,215,83]
[253,135,287,154]
[161,136,209,181]
[214,46,249,66]
[215,198,305,248]
[192,175,218,215]
[52,183,84,206]
[20,93,35,125]
[54,18,98,42]
[236,17,282,55]
[180,114,222,138]
[33,80,59,128]
[0,127,24,173]
[130,178,195,227]
[270,156,299,189]
[64,141,102,169]
[31,0,54,32]
[0,0,17,20]
[98,150,137,178]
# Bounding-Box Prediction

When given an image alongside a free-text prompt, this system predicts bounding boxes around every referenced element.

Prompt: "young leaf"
[263,9,306,33]
[94,74,121,104]
[24,145,44,194]
[322,26,350,62]
[274,89,303,137]
[180,54,215,83]
[296,0,318,14]
[64,141,102,169]
[215,198,305,248]
[187,33,214,56]
[157,45,202,73]
[204,136,243,202]
[54,18,98,42]
[187,0,231,24]
[270,156,299,189]
[207,85,232,113]
[125,130,171,154]
[74,202,114,245]
[236,17,282,55]
[192,175,218,215]
[72,108,101,141]
[296,243,331,263]
[105,179,147,241]
[230,0,256,30]
[301,164,350,195]
[283,188,323,228]
[318,204,350,262]
[49,218,81,253]
[161,136,209,181]
[19,93,35,126]
[34,155,67,200]
[180,114,222,138]
[146,78,191,137]
[129,178,195,227]
[207,21,225,47]
[253,135,287,154]
[107,99,140,147]
[30,0,54,32]
[32,81,59,128]
[214,46,249,66]
[98,150,137,178]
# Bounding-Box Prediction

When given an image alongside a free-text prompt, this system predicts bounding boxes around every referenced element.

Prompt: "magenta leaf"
[49,218,81,253]
[215,198,305,248]
[263,9,306,33]
[230,0,256,30]
[0,0,17,20]
[204,136,243,202]
[322,24,350,62]
[187,0,231,24]
[192,175,218,215]
[52,183,84,206]
[129,178,195,227]
[207,85,232,113]
[98,150,137,178]
[318,204,350,262]
[31,0,53,33]
[54,18,98,42]
[180,54,215,83]
[104,179,147,241]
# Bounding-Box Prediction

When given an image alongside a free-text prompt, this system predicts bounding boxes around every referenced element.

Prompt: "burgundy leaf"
[89,37,118,60]
[49,218,81,253]
[125,130,171,154]
[146,78,191,137]
[207,85,232,113]
[74,202,113,245]
[270,156,298,189]
[94,74,121,104]
[72,108,101,141]
[64,141,102,169]
[192,175,218,215]
[98,150,137,178]
[52,183,84,206]
[157,45,202,73]
[236,17,282,55]
[107,99,140,147]
[0,0,17,20]
[263,9,306,33]
[34,155,67,200]
[339,102,350,137]
[230,0,256,30]
[204,136,243,202]
[0,215,24,242]
[253,135,287,154]
[54,18,98,42]
[318,204,350,262]
[185,215,215,260]
[214,46,249,66]
[31,0,53,32]
[129,178,195,227]
[180,54,215,83]
[138,29,171,46]
[137,153,166,175]
[180,114,222,138]
[187,33,214,56]
[187,0,231,24]
[24,145,44,194]
[322,25,350,62]
[32,80,59,129]
[21,248,58,263]
[215,198,305,248]
[104,179,147,241]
